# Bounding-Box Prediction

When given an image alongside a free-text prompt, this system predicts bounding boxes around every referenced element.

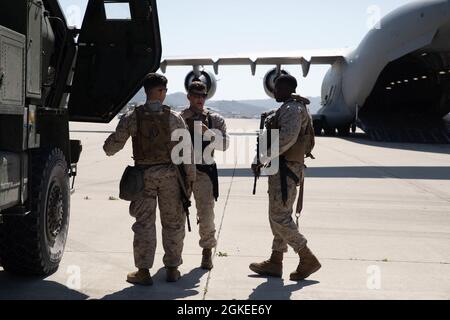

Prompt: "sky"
[58,0,416,100]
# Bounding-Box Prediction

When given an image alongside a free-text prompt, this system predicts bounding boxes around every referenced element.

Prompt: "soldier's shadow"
[101,267,209,300]
[0,270,89,300]
[248,275,319,300]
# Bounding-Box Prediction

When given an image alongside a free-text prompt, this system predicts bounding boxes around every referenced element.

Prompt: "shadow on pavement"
[247,276,319,300]
[0,270,89,300]
[342,133,450,155]
[101,267,208,300]
[306,166,450,180]
[219,167,450,180]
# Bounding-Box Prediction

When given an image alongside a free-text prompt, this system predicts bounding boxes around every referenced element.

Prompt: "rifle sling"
[279,156,300,205]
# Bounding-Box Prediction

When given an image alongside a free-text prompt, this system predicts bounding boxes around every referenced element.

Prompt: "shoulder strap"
[299,105,309,136]
[275,108,282,125]
[135,105,143,135]
[207,113,213,129]
[181,108,195,120]
[132,105,144,160]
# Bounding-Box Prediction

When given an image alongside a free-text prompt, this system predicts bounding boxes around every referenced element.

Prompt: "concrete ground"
[0,118,449,300]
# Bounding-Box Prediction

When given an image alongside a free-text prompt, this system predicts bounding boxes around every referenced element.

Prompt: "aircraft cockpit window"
[104,2,131,20]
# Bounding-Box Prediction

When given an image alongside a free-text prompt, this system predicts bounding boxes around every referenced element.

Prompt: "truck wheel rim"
[46,181,64,242]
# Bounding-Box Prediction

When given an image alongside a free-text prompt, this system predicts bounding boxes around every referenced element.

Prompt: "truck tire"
[0,148,70,276]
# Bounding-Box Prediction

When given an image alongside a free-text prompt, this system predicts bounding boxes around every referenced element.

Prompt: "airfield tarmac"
[0,118,449,300]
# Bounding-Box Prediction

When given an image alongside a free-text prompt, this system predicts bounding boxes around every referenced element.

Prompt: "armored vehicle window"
[104,2,132,20]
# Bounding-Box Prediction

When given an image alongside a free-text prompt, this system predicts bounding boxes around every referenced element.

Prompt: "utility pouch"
[119,166,145,201]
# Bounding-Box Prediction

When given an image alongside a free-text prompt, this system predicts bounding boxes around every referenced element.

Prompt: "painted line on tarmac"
[202,162,237,300]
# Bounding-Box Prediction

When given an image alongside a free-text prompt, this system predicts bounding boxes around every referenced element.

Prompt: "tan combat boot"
[166,267,181,282]
[201,249,214,270]
[127,269,153,286]
[290,246,321,281]
[249,251,283,278]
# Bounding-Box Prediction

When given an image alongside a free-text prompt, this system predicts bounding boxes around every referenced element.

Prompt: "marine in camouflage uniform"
[180,82,230,270]
[250,75,321,281]
[103,74,195,285]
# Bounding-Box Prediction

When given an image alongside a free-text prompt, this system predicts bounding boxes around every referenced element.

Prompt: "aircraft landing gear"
[314,124,323,136]
[337,125,350,137]
[313,118,323,136]
[313,116,354,137]
[323,126,336,136]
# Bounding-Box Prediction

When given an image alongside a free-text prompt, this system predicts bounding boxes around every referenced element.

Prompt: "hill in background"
[131,89,322,119]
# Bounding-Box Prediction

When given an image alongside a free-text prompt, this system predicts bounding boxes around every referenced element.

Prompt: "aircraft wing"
[160,48,351,77]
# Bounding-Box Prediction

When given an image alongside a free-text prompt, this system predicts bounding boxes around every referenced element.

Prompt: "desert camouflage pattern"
[282,94,315,163]
[103,101,196,182]
[268,161,308,253]
[260,95,312,254]
[192,170,217,249]
[103,101,195,269]
[260,94,312,165]
[130,165,186,268]
[180,107,229,249]
[180,107,230,153]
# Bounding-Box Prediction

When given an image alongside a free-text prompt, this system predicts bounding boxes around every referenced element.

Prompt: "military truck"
[0,0,161,275]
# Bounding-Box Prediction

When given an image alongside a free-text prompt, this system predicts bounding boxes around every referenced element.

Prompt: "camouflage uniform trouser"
[129,165,185,269]
[193,170,217,249]
[268,160,308,253]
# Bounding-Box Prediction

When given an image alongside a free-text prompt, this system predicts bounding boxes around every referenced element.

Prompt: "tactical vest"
[132,105,172,165]
[183,109,214,153]
[183,108,220,199]
[266,100,315,164]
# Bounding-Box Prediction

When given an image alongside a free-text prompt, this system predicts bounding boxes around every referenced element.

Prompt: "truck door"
[68,0,162,122]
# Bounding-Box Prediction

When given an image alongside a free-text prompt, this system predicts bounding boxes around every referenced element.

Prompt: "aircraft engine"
[263,68,290,98]
[184,70,217,100]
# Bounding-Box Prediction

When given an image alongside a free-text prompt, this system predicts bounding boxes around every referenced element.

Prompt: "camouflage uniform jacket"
[259,94,311,165]
[103,101,196,183]
[180,107,230,152]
